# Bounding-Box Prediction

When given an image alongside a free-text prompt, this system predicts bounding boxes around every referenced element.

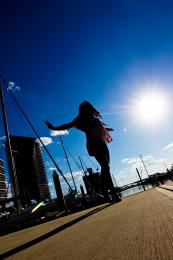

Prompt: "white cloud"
[0,136,6,142]
[147,164,165,173]
[143,155,153,161]
[121,157,139,165]
[7,183,13,198]
[121,155,152,166]
[36,137,53,147]
[65,171,83,180]
[121,158,129,164]
[50,130,69,136]
[45,160,51,167]
[7,81,20,92]
[163,142,173,152]
[116,168,130,175]
[49,167,57,171]
[149,158,166,164]
[117,154,167,185]
[60,171,83,183]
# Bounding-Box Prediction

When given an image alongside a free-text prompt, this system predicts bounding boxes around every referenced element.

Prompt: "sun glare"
[131,88,169,126]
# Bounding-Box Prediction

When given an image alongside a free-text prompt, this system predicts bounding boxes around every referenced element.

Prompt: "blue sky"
[1,0,173,197]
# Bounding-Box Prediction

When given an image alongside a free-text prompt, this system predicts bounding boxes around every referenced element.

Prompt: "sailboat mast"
[59,136,77,191]
[0,84,21,213]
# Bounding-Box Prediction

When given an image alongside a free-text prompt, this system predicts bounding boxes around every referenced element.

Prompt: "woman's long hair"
[78,101,113,143]
[79,101,101,118]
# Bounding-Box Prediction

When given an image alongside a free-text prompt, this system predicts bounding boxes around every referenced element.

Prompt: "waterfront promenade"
[1,184,173,260]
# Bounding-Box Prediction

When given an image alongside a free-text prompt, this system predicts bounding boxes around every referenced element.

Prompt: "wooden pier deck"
[1,184,173,259]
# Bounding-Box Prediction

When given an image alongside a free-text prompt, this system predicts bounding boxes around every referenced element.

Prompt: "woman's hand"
[45,120,55,130]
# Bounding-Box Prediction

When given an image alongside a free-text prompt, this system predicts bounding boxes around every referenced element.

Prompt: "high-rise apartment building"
[6,136,50,206]
[0,159,7,200]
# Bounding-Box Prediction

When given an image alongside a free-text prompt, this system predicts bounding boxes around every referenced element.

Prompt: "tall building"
[6,136,50,207]
[0,159,7,200]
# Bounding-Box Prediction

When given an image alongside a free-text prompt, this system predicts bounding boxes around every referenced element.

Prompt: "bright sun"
[131,88,169,125]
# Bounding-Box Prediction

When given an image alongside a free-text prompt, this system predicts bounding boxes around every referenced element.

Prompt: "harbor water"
[120,184,153,198]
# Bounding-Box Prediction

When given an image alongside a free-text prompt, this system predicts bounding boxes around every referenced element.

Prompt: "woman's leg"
[94,143,120,202]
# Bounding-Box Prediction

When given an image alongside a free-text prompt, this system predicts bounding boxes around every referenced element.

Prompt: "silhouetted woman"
[45,101,121,203]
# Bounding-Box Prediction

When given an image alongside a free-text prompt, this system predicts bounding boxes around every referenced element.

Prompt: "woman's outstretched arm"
[45,120,76,131]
